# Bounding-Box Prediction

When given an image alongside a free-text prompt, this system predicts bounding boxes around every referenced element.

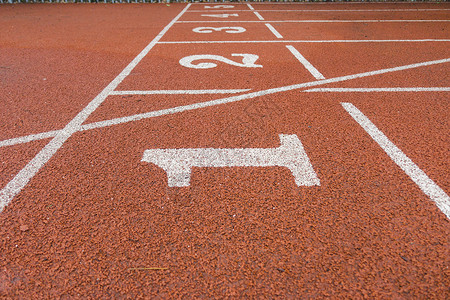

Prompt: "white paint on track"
[1,58,449,149]
[142,134,320,187]
[306,87,450,93]
[188,9,450,12]
[247,3,265,20]
[342,102,450,219]
[0,4,192,213]
[264,23,283,39]
[178,20,450,23]
[286,45,325,80]
[111,89,251,95]
[159,39,450,44]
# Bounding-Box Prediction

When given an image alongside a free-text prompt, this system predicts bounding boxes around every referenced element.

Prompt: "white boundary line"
[342,102,450,219]
[306,87,450,93]
[178,20,450,23]
[191,2,450,5]
[286,45,325,80]
[264,23,283,39]
[0,4,192,213]
[111,89,251,95]
[188,9,450,12]
[159,39,450,44]
[247,3,265,21]
[2,58,448,149]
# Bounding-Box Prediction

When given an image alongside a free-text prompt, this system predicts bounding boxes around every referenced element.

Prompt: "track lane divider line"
[264,23,283,39]
[187,9,450,12]
[342,102,450,219]
[1,58,449,149]
[0,3,192,213]
[110,89,251,95]
[159,39,450,44]
[305,87,450,92]
[247,3,265,21]
[178,20,450,23]
[286,45,325,80]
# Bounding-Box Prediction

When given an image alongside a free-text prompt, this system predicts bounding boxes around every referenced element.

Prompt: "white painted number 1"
[193,27,246,34]
[204,5,234,9]
[179,54,263,69]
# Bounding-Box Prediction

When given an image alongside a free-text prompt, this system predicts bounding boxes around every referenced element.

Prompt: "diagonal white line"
[1,58,449,149]
[264,23,283,39]
[342,102,450,219]
[0,4,192,213]
[286,45,325,80]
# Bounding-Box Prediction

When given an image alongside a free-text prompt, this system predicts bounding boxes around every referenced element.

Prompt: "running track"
[0,2,449,297]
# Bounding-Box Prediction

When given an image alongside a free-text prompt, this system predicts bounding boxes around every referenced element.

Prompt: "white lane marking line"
[306,87,450,93]
[253,12,265,21]
[286,45,325,80]
[342,102,450,219]
[191,2,450,5]
[178,20,450,23]
[1,58,449,148]
[246,3,255,10]
[159,39,450,44]
[142,134,320,187]
[264,23,283,39]
[0,130,61,148]
[247,3,265,20]
[111,89,251,95]
[188,9,450,12]
[0,3,192,213]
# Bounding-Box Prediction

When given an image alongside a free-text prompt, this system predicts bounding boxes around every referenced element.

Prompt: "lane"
[257,10,450,21]
[116,43,317,91]
[251,2,450,10]
[289,42,449,79]
[271,22,450,40]
[162,22,278,41]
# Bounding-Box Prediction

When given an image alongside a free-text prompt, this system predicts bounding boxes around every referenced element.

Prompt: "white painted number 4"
[179,54,263,69]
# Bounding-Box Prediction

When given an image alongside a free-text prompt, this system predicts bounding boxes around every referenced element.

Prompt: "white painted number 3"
[192,27,246,34]
[179,54,263,69]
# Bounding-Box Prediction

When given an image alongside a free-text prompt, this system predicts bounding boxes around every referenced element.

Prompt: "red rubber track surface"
[1,2,449,298]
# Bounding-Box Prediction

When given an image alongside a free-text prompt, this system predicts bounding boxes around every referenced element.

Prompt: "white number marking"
[192,26,246,34]
[142,134,320,187]
[179,54,263,69]
[201,14,239,18]
[204,5,234,9]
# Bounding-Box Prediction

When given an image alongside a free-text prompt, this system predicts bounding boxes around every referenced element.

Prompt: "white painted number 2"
[192,27,246,34]
[204,5,234,9]
[179,54,263,69]
[202,14,238,18]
